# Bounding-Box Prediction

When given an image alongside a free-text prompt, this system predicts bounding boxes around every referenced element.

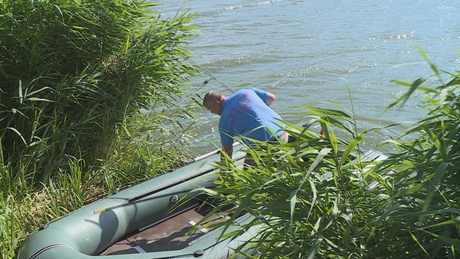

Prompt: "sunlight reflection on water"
[156,0,460,156]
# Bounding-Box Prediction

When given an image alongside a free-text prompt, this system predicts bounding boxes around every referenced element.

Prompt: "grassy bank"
[0,1,199,258]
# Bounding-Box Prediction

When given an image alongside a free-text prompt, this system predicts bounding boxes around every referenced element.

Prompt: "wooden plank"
[100,205,228,255]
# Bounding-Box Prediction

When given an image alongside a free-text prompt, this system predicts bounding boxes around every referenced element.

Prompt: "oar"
[188,147,221,164]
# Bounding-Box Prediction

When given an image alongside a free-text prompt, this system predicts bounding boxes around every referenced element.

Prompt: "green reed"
[0,0,198,183]
[202,105,382,258]
[368,48,460,258]
[0,0,199,258]
[200,52,460,258]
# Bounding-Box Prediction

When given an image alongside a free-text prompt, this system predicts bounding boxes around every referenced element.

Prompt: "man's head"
[203,90,224,115]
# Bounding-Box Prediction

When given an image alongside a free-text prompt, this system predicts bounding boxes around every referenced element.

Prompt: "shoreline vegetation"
[0,1,200,257]
[202,48,460,258]
[0,1,458,258]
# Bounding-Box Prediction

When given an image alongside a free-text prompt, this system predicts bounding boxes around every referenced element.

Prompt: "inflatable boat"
[17,146,257,259]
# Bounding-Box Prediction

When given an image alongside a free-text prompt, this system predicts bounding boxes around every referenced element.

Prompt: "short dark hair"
[202,90,222,106]
[202,92,211,106]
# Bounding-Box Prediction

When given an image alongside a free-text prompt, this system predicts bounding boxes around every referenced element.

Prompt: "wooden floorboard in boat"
[100,207,225,255]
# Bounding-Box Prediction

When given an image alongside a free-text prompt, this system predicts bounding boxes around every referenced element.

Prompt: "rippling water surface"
[156,0,460,155]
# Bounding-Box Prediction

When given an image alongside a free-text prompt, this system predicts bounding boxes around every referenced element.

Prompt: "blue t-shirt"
[219,87,283,147]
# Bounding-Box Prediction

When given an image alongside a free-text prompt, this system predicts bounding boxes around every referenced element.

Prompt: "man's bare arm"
[222,145,233,158]
[265,92,276,106]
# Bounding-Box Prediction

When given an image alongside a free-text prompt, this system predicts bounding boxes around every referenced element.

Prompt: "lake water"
[156,0,460,156]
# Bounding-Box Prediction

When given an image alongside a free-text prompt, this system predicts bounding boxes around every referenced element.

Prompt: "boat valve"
[170,195,179,203]
[193,250,204,257]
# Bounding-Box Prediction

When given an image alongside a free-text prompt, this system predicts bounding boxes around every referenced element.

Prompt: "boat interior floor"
[100,200,232,255]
